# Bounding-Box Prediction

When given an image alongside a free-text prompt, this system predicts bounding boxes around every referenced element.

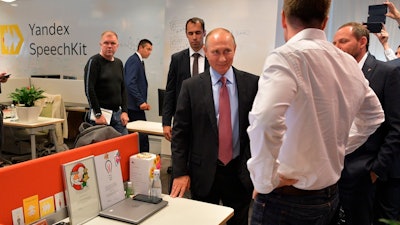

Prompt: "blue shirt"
[210,67,240,159]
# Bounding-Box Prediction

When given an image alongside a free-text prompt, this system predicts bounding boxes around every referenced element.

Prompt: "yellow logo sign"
[0,24,24,55]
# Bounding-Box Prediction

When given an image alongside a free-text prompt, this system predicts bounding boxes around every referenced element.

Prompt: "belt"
[272,183,337,196]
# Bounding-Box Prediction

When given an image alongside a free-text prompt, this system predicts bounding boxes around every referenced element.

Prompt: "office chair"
[10,93,69,162]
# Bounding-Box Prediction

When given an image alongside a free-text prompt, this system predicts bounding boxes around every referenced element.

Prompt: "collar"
[136,52,143,61]
[210,67,234,86]
[189,47,205,58]
[286,28,327,45]
[358,52,368,69]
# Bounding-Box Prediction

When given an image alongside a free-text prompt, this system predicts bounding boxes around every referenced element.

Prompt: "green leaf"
[8,86,46,107]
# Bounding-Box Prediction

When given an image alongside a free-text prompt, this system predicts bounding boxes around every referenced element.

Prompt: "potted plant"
[9,86,46,122]
[9,86,45,107]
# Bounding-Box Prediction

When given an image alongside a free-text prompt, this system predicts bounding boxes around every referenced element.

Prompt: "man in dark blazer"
[169,28,259,225]
[334,22,400,225]
[124,39,153,152]
[162,17,209,141]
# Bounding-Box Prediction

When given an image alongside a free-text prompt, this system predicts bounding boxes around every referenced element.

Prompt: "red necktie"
[218,76,233,165]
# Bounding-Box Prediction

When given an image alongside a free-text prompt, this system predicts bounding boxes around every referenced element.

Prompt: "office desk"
[3,117,65,159]
[127,120,163,136]
[126,120,171,155]
[60,195,233,225]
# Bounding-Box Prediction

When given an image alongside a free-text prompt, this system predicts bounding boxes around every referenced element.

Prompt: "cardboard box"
[129,153,158,195]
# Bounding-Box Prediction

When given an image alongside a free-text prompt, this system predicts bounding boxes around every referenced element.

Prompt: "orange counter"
[0,133,139,225]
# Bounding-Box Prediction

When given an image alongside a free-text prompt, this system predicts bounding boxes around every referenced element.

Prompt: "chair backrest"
[36,93,68,145]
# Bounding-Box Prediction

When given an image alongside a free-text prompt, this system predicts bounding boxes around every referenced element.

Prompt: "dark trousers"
[128,109,149,152]
[191,158,252,225]
[339,170,375,225]
[373,178,400,225]
[251,184,339,225]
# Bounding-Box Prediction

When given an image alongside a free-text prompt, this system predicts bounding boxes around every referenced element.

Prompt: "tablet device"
[363,22,383,33]
[368,4,387,16]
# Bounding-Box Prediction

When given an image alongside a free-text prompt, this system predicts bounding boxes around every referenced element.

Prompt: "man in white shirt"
[246,0,384,224]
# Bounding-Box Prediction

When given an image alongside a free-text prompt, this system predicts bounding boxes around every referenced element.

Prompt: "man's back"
[247,28,383,192]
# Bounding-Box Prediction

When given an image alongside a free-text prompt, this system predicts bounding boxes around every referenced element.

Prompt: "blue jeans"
[110,109,128,135]
[251,186,339,225]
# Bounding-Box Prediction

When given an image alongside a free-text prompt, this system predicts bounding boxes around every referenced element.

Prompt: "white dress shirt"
[247,28,384,194]
[189,48,205,76]
[384,48,397,61]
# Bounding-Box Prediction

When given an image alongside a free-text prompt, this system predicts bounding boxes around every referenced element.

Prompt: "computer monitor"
[31,74,61,79]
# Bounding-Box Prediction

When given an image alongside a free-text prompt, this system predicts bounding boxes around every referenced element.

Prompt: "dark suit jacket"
[162,48,209,126]
[171,67,259,197]
[124,53,147,111]
[343,54,400,181]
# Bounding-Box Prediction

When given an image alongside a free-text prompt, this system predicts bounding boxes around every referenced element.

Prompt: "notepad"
[98,197,168,224]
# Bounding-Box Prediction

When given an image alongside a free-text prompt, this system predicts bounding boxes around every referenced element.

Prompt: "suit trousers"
[128,109,149,152]
[338,170,375,225]
[373,178,400,225]
[191,157,252,225]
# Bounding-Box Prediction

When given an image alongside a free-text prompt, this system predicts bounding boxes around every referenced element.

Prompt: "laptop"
[98,197,168,224]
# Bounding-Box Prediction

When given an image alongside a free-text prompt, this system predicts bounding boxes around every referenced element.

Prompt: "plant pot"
[16,106,42,123]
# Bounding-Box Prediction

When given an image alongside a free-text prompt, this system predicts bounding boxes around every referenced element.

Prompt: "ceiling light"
[1,0,16,2]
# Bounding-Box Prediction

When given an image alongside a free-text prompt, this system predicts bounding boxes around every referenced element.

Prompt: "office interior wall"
[163,0,278,79]
[0,0,166,121]
[0,0,278,122]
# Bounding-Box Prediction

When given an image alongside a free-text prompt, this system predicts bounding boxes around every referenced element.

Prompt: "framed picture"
[61,155,100,225]
[94,149,125,210]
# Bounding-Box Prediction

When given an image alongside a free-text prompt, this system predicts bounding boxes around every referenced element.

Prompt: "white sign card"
[94,149,125,210]
[61,155,100,225]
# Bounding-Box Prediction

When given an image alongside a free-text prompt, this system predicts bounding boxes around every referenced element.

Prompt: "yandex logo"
[0,24,24,55]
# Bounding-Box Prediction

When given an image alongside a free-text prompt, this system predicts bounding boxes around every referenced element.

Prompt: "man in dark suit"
[162,17,209,141]
[169,28,259,225]
[124,39,153,152]
[333,22,400,225]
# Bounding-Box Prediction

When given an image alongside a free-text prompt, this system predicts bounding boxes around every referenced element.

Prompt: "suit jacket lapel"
[200,70,219,136]
[183,49,191,79]
[362,54,377,81]
[205,58,210,70]
[233,68,247,139]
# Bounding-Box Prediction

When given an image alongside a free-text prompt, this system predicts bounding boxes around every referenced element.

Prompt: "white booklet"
[90,108,112,125]
[61,155,100,225]
[94,149,125,210]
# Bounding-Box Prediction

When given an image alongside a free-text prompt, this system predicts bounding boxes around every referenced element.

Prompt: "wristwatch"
[95,113,102,118]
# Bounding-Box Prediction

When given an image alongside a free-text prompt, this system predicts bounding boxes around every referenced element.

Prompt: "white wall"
[0,0,278,122]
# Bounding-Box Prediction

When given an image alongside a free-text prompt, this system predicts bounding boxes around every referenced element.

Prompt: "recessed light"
[1,0,16,2]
